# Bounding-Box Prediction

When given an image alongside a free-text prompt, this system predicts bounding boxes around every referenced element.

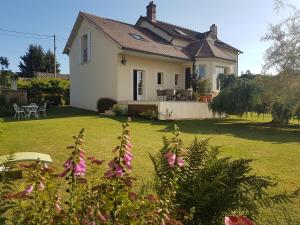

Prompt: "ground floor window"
[197,65,206,79]
[175,74,180,86]
[216,66,229,90]
[157,72,164,86]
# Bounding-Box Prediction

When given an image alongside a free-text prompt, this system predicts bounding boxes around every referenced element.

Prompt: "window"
[129,33,146,41]
[81,34,89,63]
[216,67,229,90]
[174,28,188,37]
[157,72,164,86]
[197,65,206,78]
[175,74,180,86]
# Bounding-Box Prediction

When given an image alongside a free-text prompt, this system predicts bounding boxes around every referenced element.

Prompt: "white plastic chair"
[38,102,47,117]
[13,103,26,120]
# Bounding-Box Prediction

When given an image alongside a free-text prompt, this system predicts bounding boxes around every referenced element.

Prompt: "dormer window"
[129,33,145,41]
[174,28,188,36]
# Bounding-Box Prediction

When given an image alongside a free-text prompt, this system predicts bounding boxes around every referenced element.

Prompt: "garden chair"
[165,89,176,101]
[27,105,39,119]
[13,103,26,120]
[156,89,166,101]
[179,89,193,101]
[38,102,47,117]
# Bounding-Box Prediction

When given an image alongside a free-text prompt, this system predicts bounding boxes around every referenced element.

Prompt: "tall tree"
[19,45,45,77]
[44,49,60,73]
[262,3,300,72]
[18,45,60,78]
[0,57,9,71]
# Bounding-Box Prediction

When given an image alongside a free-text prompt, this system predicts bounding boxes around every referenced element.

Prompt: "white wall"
[69,19,121,111]
[158,102,223,120]
[195,58,237,92]
[117,54,186,101]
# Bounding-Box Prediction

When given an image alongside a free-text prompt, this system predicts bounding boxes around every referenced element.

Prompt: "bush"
[0,105,14,117]
[113,105,128,116]
[17,78,70,106]
[150,125,299,225]
[0,94,6,106]
[139,110,158,119]
[44,95,62,106]
[97,98,117,113]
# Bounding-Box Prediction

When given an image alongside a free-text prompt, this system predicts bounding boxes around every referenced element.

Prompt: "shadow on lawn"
[2,106,98,122]
[111,116,300,144]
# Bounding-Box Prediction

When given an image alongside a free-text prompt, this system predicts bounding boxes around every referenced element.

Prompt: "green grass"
[1,107,300,223]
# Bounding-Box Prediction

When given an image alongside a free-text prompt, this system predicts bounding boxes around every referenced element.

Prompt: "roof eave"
[122,47,191,61]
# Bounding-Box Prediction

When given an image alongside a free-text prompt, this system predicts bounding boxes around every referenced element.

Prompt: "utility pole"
[53,34,57,78]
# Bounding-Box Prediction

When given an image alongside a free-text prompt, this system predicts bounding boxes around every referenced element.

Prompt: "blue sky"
[0,0,299,75]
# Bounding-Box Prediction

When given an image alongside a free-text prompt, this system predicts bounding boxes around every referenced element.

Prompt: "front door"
[133,70,144,101]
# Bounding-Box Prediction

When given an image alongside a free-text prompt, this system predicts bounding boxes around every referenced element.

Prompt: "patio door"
[133,70,144,101]
[185,67,191,89]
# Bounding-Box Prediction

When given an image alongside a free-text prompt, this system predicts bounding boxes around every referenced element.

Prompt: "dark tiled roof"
[185,39,237,61]
[140,16,210,41]
[78,12,190,60]
[63,12,241,61]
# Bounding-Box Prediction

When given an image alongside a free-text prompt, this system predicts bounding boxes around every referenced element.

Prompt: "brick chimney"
[210,24,217,38]
[147,1,156,22]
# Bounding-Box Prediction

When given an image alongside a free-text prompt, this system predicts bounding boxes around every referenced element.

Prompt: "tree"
[18,45,60,78]
[0,57,9,71]
[44,50,60,73]
[263,4,300,72]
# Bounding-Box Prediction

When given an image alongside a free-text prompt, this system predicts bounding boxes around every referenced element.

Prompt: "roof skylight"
[174,28,188,36]
[129,33,146,41]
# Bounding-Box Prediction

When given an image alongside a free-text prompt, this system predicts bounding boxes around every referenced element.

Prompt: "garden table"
[21,105,39,119]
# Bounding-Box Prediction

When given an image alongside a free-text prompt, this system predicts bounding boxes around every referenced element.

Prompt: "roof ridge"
[155,19,205,35]
[80,11,135,28]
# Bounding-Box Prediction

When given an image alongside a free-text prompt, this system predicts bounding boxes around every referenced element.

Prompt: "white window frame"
[156,72,164,86]
[79,32,91,64]
[197,64,207,78]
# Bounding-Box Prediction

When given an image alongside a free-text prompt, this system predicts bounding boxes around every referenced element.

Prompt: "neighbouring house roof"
[36,72,70,79]
[63,11,242,62]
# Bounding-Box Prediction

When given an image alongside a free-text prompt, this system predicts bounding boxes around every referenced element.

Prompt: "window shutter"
[88,32,91,61]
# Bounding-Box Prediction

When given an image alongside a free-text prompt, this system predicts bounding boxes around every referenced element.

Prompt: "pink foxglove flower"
[176,157,185,167]
[165,151,176,167]
[115,165,124,177]
[39,182,45,190]
[123,150,133,169]
[97,211,107,223]
[55,203,62,214]
[225,216,254,225]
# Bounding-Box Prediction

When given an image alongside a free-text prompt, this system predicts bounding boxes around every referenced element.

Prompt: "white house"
[63,1,242,116]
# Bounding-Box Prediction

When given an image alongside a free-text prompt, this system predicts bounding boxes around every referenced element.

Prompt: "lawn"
[1,107,300,223]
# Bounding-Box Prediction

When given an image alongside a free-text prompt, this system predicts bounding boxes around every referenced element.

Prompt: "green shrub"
[113,105,128,116]
[150,125,299,225]
[0,105,14,117]
[97,98,117,113]
[139,110,158,119]
[0,94,6,106]
[44,95,62,106]
[17,78,70,106]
